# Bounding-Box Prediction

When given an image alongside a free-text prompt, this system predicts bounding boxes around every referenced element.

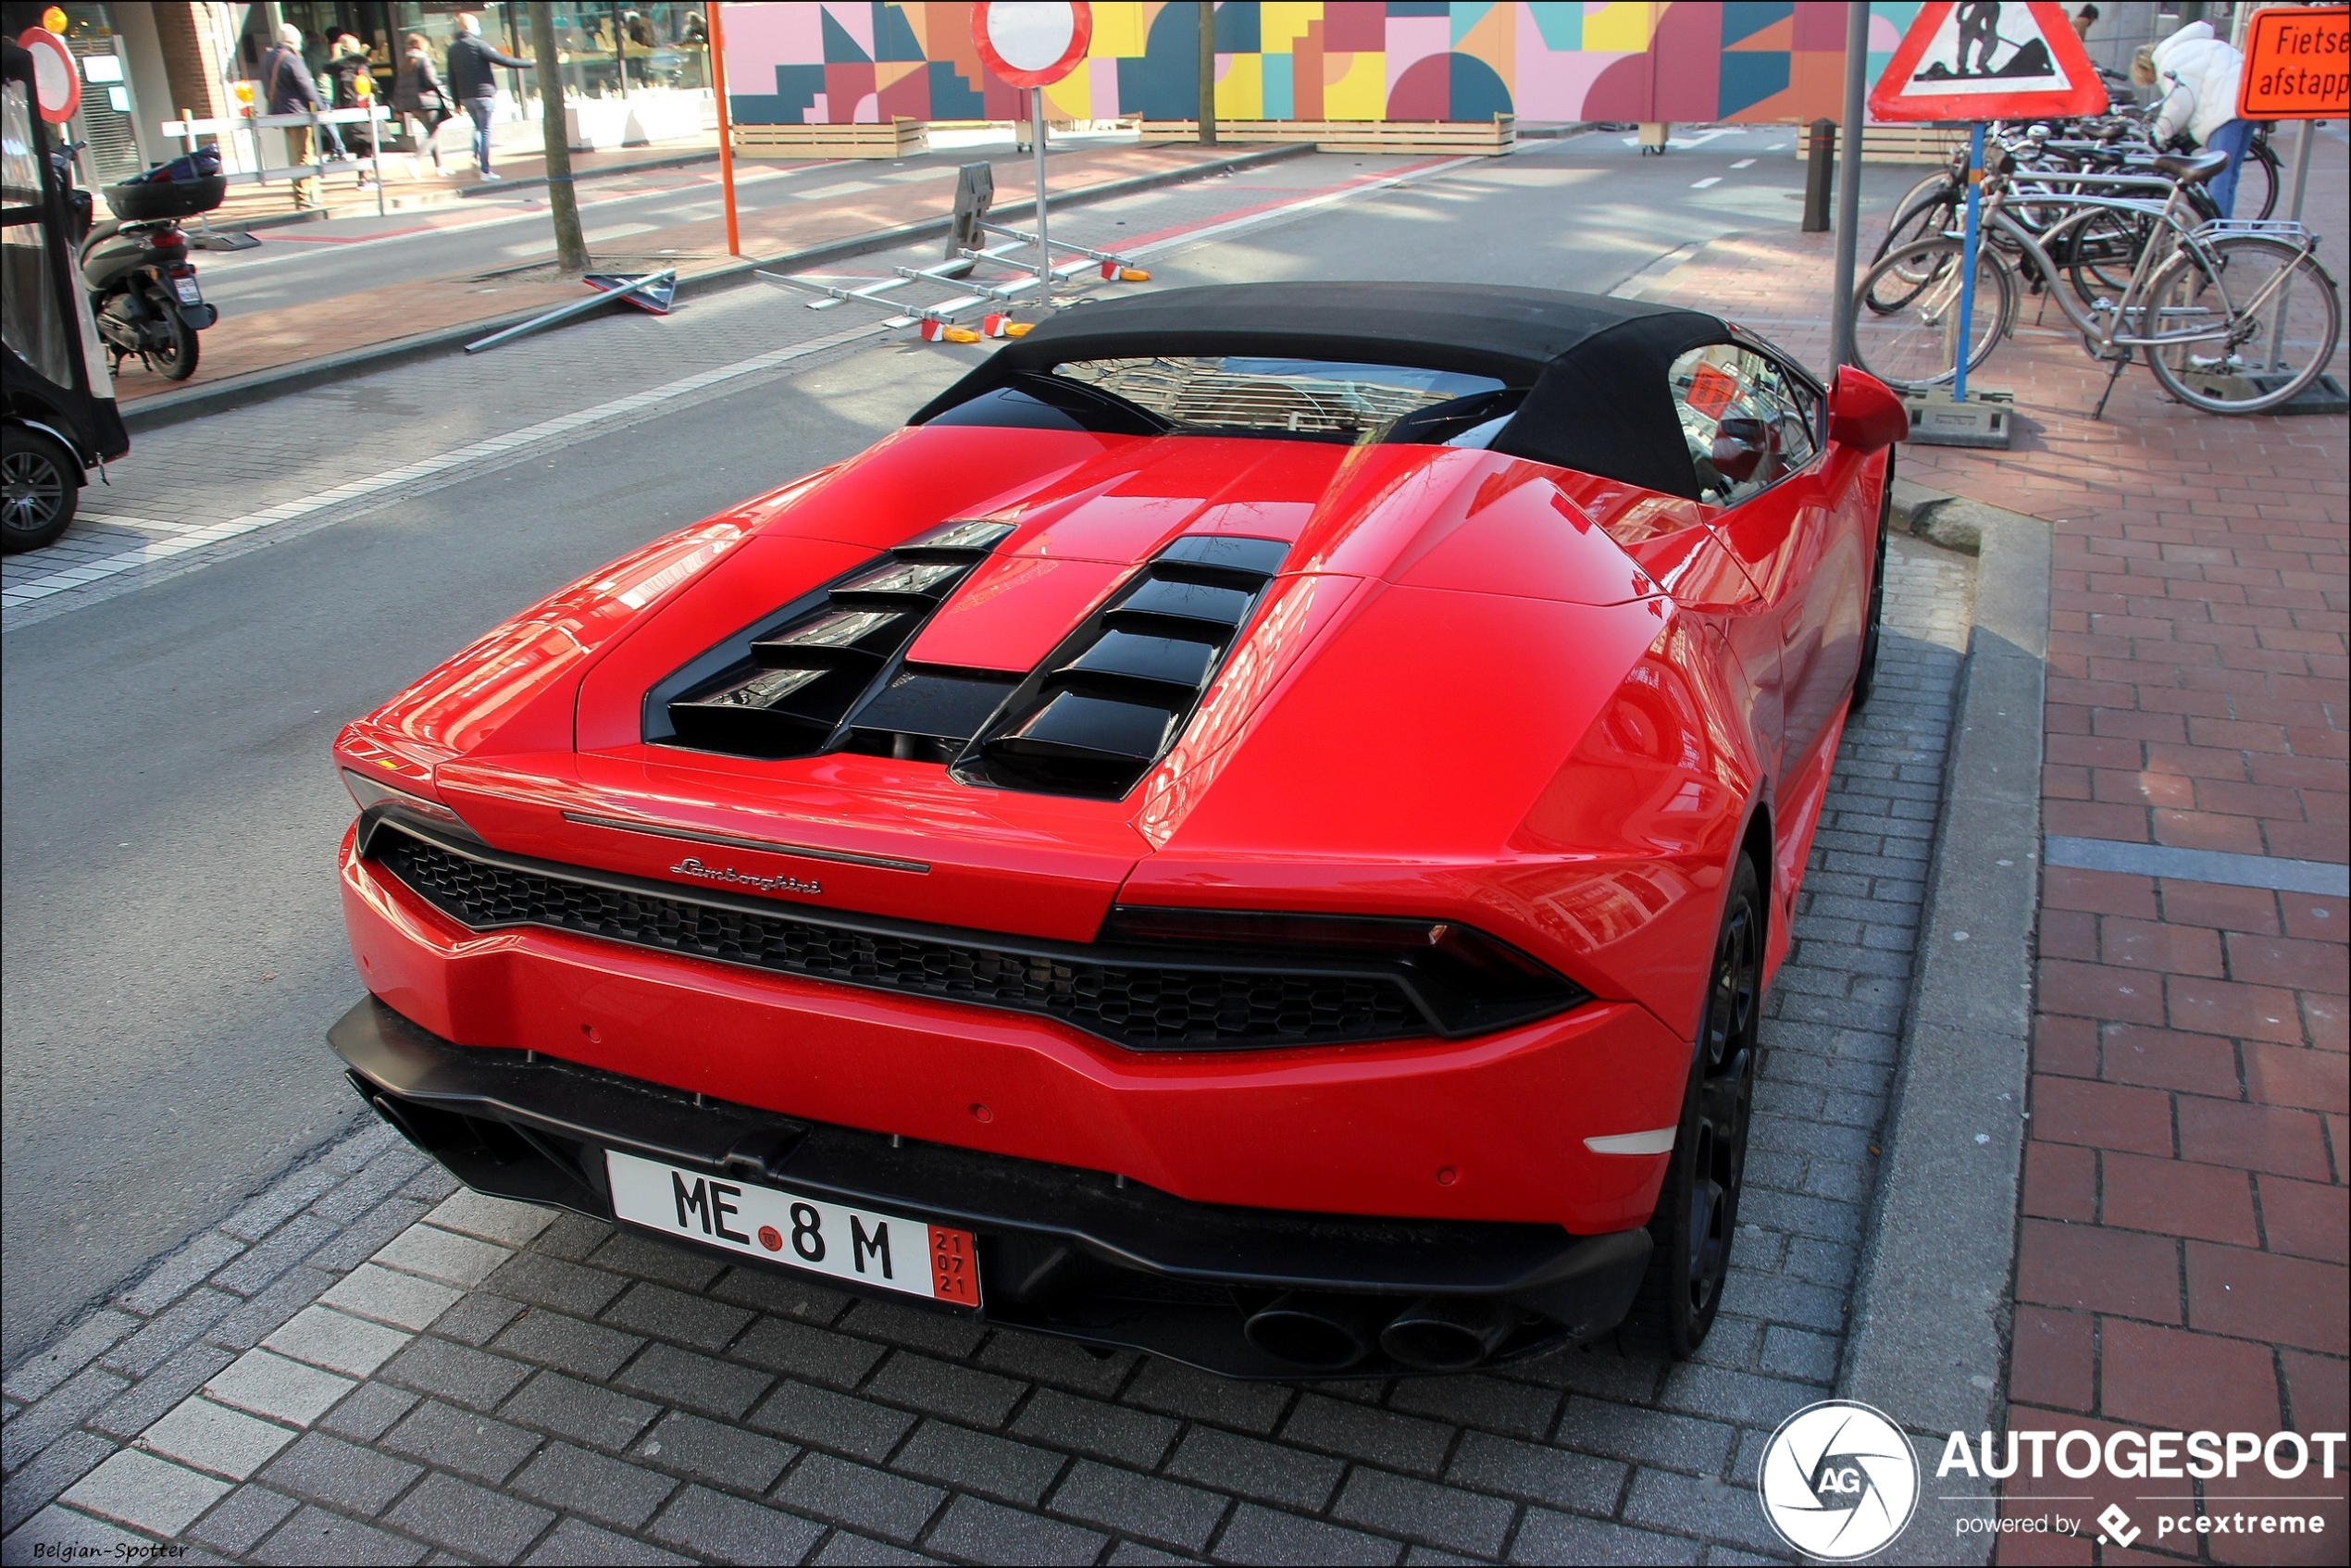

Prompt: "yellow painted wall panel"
[1261,2,1324,55]
[1045,62,1091,118]
[1323,50,1385,119]
[1091,2,1151,57]
[1215,52,1264,119]
[1583,1,1655,54]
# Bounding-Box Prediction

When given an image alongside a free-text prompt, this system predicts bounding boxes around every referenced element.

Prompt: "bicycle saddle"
[2151,149,2230,184]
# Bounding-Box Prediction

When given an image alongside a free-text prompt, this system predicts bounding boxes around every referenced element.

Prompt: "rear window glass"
[1051,356,1508,442]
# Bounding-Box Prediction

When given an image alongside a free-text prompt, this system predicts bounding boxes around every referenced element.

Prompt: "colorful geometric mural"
[719,3,1917,128]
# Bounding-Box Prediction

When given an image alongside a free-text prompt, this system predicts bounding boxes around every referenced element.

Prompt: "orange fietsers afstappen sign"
[2238,6,2351,120]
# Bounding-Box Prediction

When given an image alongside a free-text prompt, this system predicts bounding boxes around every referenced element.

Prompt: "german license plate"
[172,276,201,305]
[604,1149,979,1307]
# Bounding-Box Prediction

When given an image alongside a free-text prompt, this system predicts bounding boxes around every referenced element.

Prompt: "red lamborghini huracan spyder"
[331,283,1908,1377]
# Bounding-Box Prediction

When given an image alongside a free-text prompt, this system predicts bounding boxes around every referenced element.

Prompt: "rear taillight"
[1099,906,1592,1038]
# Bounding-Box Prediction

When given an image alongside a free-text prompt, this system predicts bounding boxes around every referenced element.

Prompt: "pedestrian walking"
[257,23,326,210]
[2150,19,2254,216]
[324,31,376,182]
[394,32,454,172]
[445,11,533,181]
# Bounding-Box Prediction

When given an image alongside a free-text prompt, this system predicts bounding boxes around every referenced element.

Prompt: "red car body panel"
[331,307,1900,1373]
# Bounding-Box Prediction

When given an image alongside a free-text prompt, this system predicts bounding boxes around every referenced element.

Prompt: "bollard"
[1802,118,1835,232]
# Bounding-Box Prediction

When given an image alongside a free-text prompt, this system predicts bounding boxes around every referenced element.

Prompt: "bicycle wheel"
[1873,190,1959,283]
[2240,135,2280,221]
[1851,237,2014,391]
[2143,236,2343,413]
[2063,205,2157,308]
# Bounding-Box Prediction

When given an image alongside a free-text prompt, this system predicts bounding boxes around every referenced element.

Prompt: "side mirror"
[1710,417,1768,483]
[1828,366,1908,453]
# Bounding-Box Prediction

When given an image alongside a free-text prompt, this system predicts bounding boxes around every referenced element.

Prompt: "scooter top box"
[103,174,227,222]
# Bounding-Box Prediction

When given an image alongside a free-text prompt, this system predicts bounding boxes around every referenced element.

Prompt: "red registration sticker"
[928,1225,980,1306]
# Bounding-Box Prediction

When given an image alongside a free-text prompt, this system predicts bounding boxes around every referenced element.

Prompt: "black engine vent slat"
[750,607,913,666]
[957,535,1292,800]
[995,691,1180,765]
[1156,534,1293,577]
[1116,577,1254,630]
[845,666,1023,744]
[894,517,1017,560]
[1058,630,1221,690]
[657,518,1023,762]
[667,666,867,758]
[828,558,971,604]
[369,827,1422,1050]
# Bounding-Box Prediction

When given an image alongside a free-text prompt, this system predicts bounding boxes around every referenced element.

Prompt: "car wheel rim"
[2,451,66,533]
[1686,892,1760,1319]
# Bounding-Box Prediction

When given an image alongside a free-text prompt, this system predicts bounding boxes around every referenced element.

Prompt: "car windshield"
[1049,356,1509,442]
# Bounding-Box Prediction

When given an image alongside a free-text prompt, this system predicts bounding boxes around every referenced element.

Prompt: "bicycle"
[1848,150,2341,417]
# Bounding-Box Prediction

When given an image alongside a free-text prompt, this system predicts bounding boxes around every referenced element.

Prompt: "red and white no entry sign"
[973,1,1092,90]
[18,28,81,123]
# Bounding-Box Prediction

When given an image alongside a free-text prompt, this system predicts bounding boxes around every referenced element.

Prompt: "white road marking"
[2,322,886,610]
[1731,158,1757,168]
[1622,127,1743,150]
[1691,176,1722,188]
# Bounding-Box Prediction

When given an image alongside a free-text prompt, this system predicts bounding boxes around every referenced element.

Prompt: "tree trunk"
[1197,1,1216,145]
[530,2,588,275]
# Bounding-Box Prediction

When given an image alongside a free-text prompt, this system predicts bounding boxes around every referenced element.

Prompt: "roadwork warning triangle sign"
[1869,0,2110,122]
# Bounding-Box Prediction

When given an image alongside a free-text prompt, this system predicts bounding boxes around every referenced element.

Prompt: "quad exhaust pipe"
[1242,1293,1387,1370]
[1243,1292,1522,1373]
[1378,1296,1519,1373]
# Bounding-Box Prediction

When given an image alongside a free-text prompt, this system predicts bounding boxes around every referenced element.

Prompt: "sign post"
[972,2,1092,306]
[1867,0,2108,446]
[711,2,740,257]
[2237,6,2349,410]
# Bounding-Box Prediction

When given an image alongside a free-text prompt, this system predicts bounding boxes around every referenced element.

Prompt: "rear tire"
[1850,461,1892,710]
[149,291,200,381]
[1,425,81,554]
[1621,853,1762,1358]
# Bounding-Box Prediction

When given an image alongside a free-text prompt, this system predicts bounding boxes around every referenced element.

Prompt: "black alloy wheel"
[1623,852,1762,1358]
[1,425,81,554]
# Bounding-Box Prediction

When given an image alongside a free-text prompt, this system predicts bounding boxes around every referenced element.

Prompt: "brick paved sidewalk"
[0,530,1978,1562]
[196,134,724,229]
[1645,136,2350,1562]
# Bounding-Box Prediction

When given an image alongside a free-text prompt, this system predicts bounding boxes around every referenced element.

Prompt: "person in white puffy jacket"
[2149,19,2258,216]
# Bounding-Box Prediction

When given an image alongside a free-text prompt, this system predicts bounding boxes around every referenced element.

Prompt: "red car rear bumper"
[342,827,1689,1238]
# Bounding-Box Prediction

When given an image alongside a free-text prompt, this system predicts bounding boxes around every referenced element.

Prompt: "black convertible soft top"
[909,281,1741,501]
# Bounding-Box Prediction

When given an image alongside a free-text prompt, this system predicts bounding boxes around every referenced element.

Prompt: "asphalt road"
[1,126,1908,1368]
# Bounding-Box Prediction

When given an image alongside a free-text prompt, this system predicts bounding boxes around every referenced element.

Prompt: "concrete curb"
[1838,499,2051,1563]
[121,142,1313,434]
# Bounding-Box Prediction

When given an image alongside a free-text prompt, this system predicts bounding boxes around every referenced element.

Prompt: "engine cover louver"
[656,519,1018,763]
[953,534,1289,800]
[653,527,1288,799]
